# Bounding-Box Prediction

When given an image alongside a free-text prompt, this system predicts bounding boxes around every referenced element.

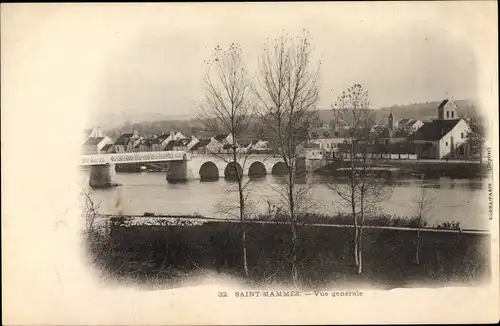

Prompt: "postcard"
[2,2,498,325]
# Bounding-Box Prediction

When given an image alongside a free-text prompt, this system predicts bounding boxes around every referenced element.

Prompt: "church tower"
[438,99,458,120]
[388,113,394,130]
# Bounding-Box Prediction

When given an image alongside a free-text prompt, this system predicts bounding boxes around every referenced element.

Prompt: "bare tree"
[254,31,320,286]
[81,185,101,234]
[328,84,393,274]
[197,43,256,278]
[411,174,435,265]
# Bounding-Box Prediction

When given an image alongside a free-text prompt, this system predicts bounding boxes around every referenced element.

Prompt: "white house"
[83,135,114,154]
[187,135,199,151]
[310,137,347,153]
[87,127,104,139]
[297,142,323,160]
[409,99,470,159]
[82,127,113,154]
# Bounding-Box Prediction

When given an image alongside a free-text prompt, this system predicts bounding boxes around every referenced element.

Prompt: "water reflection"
[83,172,489,230]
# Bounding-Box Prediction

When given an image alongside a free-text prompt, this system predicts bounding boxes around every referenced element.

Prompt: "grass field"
[88,215,491,289]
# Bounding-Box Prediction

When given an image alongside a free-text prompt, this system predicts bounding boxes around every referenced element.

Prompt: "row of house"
[310,99,474,160]
[83,129,272,155]
[83,99,478,161]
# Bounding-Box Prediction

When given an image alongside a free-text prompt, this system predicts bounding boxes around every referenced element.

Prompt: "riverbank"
[317,159,487,179]
[88,214,491,289]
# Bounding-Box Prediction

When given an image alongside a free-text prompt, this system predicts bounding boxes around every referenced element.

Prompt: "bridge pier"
[166,160,190,182]
[89,164,118,188]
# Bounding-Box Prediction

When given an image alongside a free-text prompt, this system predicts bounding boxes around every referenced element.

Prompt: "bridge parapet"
[81,151,186,166]
[189,153,282,160]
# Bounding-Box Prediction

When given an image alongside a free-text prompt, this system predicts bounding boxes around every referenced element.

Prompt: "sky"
[2,2,495,125]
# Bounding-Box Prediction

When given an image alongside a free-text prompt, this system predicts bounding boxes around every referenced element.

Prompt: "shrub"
[436,221,461,230]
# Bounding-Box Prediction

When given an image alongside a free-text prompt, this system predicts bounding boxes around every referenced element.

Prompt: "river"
[81,171,490,230]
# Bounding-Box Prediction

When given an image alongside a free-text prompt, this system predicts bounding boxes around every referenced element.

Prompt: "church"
[409,99,471,159]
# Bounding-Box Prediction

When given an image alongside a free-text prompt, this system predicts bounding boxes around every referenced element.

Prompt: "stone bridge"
[83,152,290,188]
[166,153,288,182]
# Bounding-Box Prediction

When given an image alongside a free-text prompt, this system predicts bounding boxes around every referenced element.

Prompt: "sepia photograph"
[2,2,499,325]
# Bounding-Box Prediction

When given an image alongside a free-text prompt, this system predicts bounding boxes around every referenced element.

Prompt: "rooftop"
[438,99,450,109]
[214,134,229,142]
[83,137,104,146]
[115,133,134,145]
[101,143,113,152]
[164,138,191,150]
[409,119,462,141]
[190,138,211,151]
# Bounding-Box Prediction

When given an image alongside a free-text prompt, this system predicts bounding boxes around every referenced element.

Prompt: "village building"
[189,137,224,154]
[409,99,471,159]
[172,131,186,141]
[82,127,113,154]
[376,129,409,145]
[370,124,386,134]
[398,118,424,134]
[100,143,115,153]
[221,143,234,153]
[237,140,256,153]
[214,133,236,146]
[131,137,152,152]
[310,137,347,153]
[114,132,134,153]
[83,136,114,154]
[147,131,185,151]
[187,135,199,151]
[150,134,169,152]
[83,128,94,141]
[164,138,191,151]
[251,140,270,151]
[298,142,323,160]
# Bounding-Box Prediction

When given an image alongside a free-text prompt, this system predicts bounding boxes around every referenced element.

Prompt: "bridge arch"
[271,161,288,175]
[224,162,243,180]
[199,161,219,181]
[248,161,267,178]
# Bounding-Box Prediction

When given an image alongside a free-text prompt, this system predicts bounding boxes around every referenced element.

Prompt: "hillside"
[94,99,480,137]
[87,112,195,130]
[318,99,480,125]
